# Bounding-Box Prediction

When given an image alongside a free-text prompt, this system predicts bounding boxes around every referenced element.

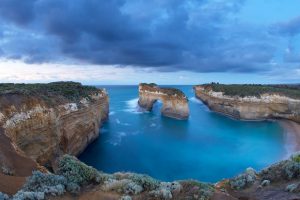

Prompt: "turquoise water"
[79,85,286,182]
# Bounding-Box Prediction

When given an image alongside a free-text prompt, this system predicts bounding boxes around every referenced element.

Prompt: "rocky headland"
[0,82,109,177]
[194,83,300,123]
[1,82,300,200]
[138,83,189,120]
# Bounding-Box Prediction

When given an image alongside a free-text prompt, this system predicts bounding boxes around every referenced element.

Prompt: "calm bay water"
[79,85,286,182]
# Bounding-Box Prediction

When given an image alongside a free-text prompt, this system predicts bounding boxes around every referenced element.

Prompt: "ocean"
[79,85,286,182]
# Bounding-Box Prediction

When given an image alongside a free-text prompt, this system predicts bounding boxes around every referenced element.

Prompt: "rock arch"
[138,83,189,120]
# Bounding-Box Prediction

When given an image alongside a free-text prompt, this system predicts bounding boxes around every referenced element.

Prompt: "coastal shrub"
[101,179,143,194]
[57,155,100,185]
[0,82,101,105]
[148,181,180,200]
[284,161,300,180]
[286,183,300,193]
[1,166,14,176]
[120,195,132,200]
[12,170,67,200]
[291,152,300,163]
[229,168,256,190]
[0,192,9,200]
[200,83,300,99]
[149,189,173,199]
[260,154,300,182]
[13,191,45,200]
[149,181,182,199]
[260,180,270,187]
[65,182,81,194]
[179,180,214,200]
[22,171,66,194]
[114,172,160,191]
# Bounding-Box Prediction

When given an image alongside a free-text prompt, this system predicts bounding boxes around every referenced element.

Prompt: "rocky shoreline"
[194,84,300,123]
[1,82,300,200]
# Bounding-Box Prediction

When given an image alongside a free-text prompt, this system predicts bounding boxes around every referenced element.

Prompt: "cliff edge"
[194,83,300,123]
[138,83,189,120]
[0,82,109,172]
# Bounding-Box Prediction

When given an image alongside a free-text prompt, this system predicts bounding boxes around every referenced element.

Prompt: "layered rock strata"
[194,85,300,123]
[138,83,189,119]
[0,82,109,169]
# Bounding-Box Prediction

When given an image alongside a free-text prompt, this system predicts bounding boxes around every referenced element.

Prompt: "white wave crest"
[123,98,146,114]
[109,111,116,116]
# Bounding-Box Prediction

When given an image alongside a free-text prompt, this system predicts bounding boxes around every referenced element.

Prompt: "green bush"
[0,192,9,200]
[57,155,100,185]
[199,83,300,99]
[114,173,160,191]
[260,153,300,182]
[0,82,101,104]
[179,180,214,200]
[291,152,300,163]
[101,179,143,194]
[229,168,256,190]
[13,191,44,200]
[13,171,66,200]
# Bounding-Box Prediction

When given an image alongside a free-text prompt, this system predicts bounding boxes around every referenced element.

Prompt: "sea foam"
[123,98,147,114]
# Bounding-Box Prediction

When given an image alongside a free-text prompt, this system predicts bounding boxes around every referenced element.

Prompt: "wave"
[115,118,130,126]
[109,111,116,116]
[123,98,147,114]
[150,123,156,127]
[106,131,127,146]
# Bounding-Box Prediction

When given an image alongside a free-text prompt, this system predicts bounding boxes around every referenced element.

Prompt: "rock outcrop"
[194,85,300,123]
[138,83,189,120]
[0,82,109,170]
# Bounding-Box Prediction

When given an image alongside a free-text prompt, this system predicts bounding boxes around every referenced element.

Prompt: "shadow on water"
[151,100,189,138]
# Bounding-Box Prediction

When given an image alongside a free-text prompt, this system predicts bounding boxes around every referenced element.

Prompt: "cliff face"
[0,82,109,169]
[194,85,300,123]
[138,83,189,120]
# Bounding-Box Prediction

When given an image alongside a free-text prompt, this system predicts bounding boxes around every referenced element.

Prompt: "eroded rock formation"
[0,82,109,171]
[194,85,300,123]
[138,83,189,119]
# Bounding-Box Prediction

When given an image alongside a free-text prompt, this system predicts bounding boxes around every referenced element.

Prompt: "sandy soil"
[0,173,26,195]
[279,120,300,158]
[0,128,39,195]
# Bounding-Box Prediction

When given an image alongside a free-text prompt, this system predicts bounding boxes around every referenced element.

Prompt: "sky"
[0,0,300,85]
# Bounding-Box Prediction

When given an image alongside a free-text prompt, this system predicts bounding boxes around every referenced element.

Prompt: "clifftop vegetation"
[0,82,102,103]
[198,83,300,99]
[139,83,187,99]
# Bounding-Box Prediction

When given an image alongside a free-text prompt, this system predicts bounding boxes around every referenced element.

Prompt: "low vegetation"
[57,155,106,186]
[13,171,66,200]
[0,192,9,200]
[140,83,158,87]
[179,180,215,200]
[229,168,257,190]
[5,154,215,200]
[140,83,187,99]
[260,153,300,182]
[0,82,101,103]
[199,83,300,99]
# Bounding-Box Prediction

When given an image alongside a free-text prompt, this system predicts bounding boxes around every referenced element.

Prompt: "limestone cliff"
[0,82,109,169]
[194,84,300,123]
[138,83,189,119]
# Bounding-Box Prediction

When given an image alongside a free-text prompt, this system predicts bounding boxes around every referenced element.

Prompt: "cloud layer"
[0,0,299,73]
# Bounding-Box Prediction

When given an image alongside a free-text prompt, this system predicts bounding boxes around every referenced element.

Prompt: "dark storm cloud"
[0,0,36,25]
[0,0,282,72]
[271,16,300,36]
